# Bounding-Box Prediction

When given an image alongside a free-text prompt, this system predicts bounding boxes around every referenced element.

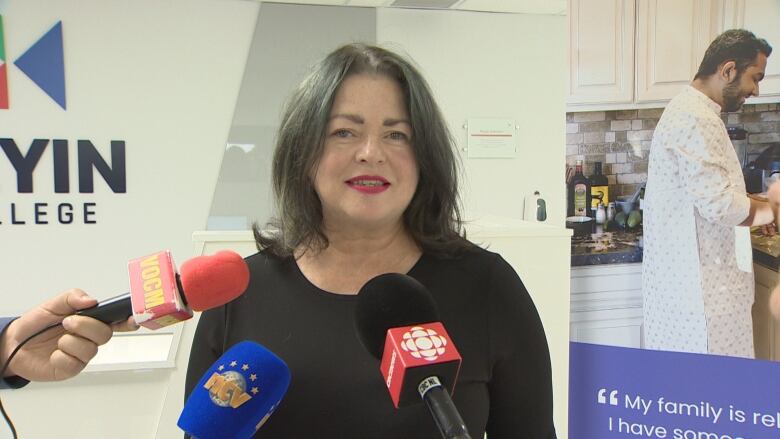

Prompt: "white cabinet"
[570,260,780,358]
[570,263,644,348]
[568,0,780,110]
[567,0,635,106]
[635,0,720,103]
[752,263,780,361]
[720,0,780,101]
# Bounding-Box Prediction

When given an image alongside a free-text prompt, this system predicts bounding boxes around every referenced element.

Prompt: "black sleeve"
[183,305,227,438]
[0,317,29,390]
[485,255,556,439]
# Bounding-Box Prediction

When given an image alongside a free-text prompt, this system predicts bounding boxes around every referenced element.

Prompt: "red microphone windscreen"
[180,250,250,311]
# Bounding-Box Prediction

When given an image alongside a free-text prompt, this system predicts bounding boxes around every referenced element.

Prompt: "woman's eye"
[333,129,352,138]
[388,131,409,141]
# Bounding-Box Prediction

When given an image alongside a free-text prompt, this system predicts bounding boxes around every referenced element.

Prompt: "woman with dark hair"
[186,43,556,438]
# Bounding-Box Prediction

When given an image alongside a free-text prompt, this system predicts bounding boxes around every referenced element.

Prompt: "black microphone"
[355,273,471,439]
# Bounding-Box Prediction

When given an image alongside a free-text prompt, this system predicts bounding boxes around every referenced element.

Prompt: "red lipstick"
[346,175,390,194]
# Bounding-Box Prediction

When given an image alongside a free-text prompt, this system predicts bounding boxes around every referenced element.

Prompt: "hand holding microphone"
[0,250,251,439]
[2,250,249,382]
[355,273,471,439]
[178,341,291,439]
[0,289,137,383]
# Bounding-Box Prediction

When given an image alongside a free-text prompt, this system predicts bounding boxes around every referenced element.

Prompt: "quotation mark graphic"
[597,388,619,406]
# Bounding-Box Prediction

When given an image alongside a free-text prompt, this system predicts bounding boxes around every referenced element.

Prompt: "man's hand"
[1,289,138,382]
[768,181,780,225]
[759,223,777,236]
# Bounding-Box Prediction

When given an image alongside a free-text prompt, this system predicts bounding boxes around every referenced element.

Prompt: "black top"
[185,247,556,438]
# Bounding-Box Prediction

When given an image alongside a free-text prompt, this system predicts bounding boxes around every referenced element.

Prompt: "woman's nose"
[355,135,386,164]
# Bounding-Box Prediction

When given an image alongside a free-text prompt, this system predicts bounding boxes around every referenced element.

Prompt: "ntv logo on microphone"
[203,361,261,409]
[0,16,126,226]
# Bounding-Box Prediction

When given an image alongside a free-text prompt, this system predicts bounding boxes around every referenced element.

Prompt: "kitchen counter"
[570,228,643,266]
[751,229,780,271]
[568,226,779,270]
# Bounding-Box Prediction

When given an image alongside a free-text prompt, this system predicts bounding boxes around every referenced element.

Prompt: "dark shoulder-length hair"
[254,43,471,258]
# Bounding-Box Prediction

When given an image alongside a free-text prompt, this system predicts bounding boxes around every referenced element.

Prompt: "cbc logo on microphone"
[401,326,448,361]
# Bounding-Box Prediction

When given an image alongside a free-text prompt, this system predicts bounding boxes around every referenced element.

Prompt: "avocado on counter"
[615,212,628,229]
[627,210,642,229]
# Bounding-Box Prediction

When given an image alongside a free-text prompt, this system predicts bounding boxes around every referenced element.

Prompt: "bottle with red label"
[567,159,591,217]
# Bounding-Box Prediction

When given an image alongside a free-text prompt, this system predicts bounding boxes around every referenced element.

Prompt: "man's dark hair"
[695,29,772,80]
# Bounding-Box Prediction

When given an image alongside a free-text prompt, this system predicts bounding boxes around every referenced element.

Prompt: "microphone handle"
[76,293,132,324]
[418,376,471,439]
[74,274,186,325]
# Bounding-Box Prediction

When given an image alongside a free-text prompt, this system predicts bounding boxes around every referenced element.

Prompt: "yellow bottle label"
[591,185,609,208]
[574,183,588,216]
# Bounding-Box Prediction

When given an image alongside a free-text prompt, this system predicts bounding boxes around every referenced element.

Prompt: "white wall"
[376,8,567,226]
[0,1,257,438]
[207,5,567,229]
[208,3,377,228]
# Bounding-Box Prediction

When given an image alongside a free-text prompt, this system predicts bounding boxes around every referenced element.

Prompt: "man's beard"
[722,76,745,112]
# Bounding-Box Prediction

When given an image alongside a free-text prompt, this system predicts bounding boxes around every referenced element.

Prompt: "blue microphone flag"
[178,341,291,439]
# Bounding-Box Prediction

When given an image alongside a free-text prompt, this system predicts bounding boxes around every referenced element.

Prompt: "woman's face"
[312,73,419,233]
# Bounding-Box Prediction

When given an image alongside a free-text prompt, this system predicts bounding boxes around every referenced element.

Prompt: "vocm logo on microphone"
[0,16,127,226]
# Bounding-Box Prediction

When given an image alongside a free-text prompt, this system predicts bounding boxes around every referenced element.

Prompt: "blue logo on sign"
[11,21,66,109]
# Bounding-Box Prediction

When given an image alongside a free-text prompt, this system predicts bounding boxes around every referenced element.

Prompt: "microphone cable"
[0,321,64,439]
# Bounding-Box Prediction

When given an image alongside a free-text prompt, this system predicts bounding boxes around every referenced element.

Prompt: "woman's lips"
[346,176,390,194]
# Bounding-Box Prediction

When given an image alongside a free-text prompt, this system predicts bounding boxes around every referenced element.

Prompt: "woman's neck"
[296,222,422,295]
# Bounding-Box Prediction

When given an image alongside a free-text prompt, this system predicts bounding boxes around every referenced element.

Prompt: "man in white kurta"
[643,30,773,358]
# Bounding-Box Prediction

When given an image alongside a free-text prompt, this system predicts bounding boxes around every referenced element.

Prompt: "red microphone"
[355,273,470,439]
[77,250,249,329]
[380,322,462,408]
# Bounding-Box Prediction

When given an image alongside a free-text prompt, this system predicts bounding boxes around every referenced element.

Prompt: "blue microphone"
[178,341,291,439]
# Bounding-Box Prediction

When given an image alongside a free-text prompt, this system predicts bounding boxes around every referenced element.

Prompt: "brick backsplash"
[566,103,780,198]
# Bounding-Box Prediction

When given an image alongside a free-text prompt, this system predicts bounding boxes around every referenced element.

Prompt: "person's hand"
[1,289,138,382]
[767,180,780,223]
[759,223,777,237]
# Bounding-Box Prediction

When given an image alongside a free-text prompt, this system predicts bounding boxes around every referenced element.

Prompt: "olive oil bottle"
[568,160,591,217]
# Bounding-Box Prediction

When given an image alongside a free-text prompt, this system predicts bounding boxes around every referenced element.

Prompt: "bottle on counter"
[607,202,616,223]
[590,161,609,210]
[595,202,606,225]
[568,159,591,217]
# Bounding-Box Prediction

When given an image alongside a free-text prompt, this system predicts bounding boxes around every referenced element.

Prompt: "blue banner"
[570,342,780,439]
